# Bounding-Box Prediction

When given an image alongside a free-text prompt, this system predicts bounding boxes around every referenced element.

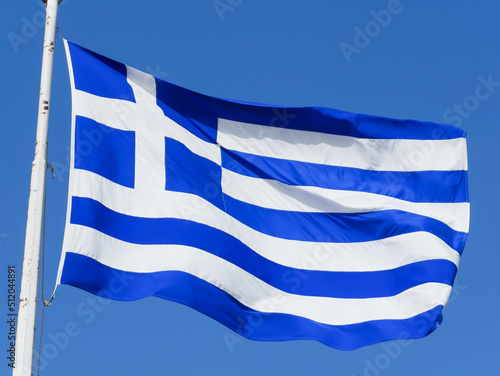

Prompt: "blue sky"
[1,1,499,375]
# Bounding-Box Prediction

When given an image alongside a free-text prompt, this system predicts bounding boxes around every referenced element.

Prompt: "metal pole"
[14,0,60,375]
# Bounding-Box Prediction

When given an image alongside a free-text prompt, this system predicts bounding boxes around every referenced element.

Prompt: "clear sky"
[1,1,499,375]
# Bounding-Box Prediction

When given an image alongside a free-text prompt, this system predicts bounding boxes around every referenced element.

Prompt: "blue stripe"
[70,196,459,298]
[165,137,224,210]
[74,116,135,188]
[153,73,465,141]
[68,42,135,102]
[223,195,466,253]
[61,252,445,351]
[222,148,468,203]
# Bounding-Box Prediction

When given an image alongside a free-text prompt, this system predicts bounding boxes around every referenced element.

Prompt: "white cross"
[126,66,166,191]
[73,66,222,193]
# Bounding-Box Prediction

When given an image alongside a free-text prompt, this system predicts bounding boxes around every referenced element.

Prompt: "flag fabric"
[57,40,469,350]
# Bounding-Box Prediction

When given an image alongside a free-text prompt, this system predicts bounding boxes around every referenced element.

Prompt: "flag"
[57,40,469,350]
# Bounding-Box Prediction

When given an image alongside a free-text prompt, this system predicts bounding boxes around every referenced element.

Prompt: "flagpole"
[14,0,60,375]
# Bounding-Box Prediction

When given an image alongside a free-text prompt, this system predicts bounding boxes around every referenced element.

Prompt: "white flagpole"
[14,0,60,375]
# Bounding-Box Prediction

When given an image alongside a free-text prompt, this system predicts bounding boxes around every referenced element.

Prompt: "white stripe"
[72,89,221,165]
[222,169,470,232]
[69,169,460,272]
[217,118,468,172]
[65,225,452,326]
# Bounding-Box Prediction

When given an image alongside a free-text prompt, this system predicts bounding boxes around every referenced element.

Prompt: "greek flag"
[57,40,469,350]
